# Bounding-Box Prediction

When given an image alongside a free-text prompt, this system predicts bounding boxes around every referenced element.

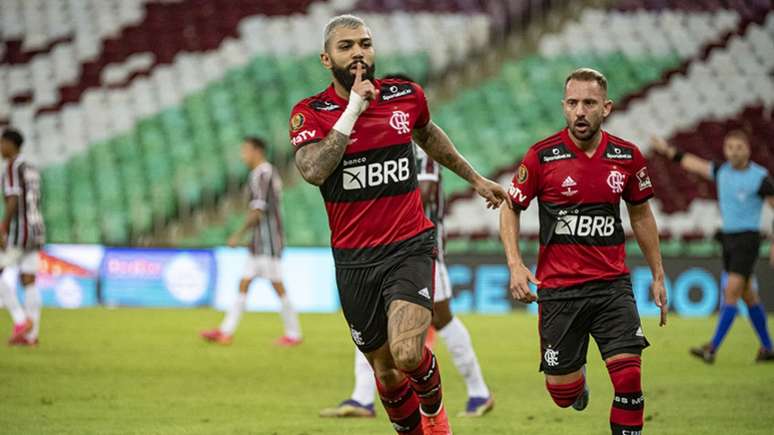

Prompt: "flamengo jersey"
[509,128,654,290]
[289,79,434,262]
[248,162,284,257]
[2,156,45,250]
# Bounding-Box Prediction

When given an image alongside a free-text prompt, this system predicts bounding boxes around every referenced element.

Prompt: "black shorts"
[335,229,436,353]
[721,231,760,278]
[537,276,649,375]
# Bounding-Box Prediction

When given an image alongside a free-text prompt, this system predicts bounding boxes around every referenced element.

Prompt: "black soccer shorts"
[335,229,436,353]
[721,231,761,279]
[537,276,649,375]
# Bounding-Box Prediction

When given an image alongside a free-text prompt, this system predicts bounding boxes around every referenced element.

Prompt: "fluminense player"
[500,68,667,435]
[319,137,493,419]
[290,15,508,434]
[200,137,302,346]
[651,131,774,363]
[0,128,46,346]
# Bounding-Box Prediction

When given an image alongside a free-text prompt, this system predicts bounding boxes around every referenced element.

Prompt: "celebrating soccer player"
[290,15,508,434]
[319,140,493,419]
[500,68,668,435]
[651,131,774,363]
[0,128,46,346]
[200,137,302,346]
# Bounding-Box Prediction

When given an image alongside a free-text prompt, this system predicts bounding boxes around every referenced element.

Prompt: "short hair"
[1,128,23,148]
[244,136,266,151]
[725,129,750,145]
[323,14,368,51]
[565,68,608,93]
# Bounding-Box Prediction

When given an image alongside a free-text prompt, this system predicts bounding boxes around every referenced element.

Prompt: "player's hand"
[508,263,540,304]
[649,136,675,159]
[227,234,240,248]
[349,63,376,114]
[652,278,668,327]
[474,177,510,209]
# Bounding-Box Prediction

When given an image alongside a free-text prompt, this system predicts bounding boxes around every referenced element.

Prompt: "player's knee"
[545,378,585,408]
[607,356,641,392]
[390,344,423,372]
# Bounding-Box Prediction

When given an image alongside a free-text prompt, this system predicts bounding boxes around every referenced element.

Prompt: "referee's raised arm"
[650,136,713,180]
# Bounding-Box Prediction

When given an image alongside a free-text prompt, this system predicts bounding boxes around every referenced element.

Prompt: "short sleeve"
[3,163,21,196]
[289,105,325,152]
[508,148,539,210]
[758,175,774,197]
[623,147,654,205]
[413,83,431,129]
[249,169,271,211]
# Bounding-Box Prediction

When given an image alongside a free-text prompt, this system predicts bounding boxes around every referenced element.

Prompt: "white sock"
[220,292,247,335]
[24,284,41,339]
[350,349,376,405]
[279,294,301,339]
[0,278,26,325]
[439,317,490,398]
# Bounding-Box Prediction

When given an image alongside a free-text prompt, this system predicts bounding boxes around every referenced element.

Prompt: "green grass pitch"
[2,309,773,434]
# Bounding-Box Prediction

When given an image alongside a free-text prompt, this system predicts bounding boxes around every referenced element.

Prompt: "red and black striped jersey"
[289,79,434,263]
[2,156,45,250]
[508,128,654,291]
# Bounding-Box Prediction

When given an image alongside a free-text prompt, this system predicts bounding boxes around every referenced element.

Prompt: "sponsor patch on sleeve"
[290,113,305,132]
[636,166,652,191]
[517,164,528,184]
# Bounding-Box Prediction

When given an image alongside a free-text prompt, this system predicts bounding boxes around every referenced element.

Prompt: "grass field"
[1,309,773,435]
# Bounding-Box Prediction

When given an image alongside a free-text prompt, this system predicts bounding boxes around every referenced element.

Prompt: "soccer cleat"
[755,348,774,363]
[9,336,38,347]
[200,329,233,345]
[319,399,376,418]
[689,344,716,364]
[421,405,452,434]
[458,396,494,417]
[274,336,302,347]
[8,319,33,345]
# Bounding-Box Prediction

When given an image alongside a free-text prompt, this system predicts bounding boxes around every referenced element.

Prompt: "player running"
[0,128,46,346]
[319,141,494,419]
[651,131,774,363]
[290,15,507,434]
[500,68,668,435]
[200,137,302,346]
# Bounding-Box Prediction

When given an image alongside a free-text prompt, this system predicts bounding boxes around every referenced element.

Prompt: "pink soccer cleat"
[200,329,233,345]
[422,405,452,434]
[274,336,303,347]
[8,319,33,345]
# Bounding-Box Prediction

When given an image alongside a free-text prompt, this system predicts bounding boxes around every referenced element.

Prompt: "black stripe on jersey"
[603,142,634,161]
[333,227,436,266]
[538,143,576,164]
[539,201,625,247]
[321,142,418,204]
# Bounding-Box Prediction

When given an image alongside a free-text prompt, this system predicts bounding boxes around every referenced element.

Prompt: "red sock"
[607,357,644,435]
[406,347,443,415]
[546,376,585,408]
[376,376,422,434]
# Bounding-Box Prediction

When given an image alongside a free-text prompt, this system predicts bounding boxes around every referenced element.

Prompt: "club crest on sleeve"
[517,164,528,184]
[636,166,652,191]
[290,113,305,131]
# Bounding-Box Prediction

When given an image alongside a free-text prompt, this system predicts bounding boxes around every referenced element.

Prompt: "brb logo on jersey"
[389,110,410,134]
[607,170,625,193]
[342,158,411,190]
[555,210,616,237]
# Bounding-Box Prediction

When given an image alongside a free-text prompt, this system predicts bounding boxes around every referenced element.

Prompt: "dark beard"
[569,121,599,141]
[331,61,376,91]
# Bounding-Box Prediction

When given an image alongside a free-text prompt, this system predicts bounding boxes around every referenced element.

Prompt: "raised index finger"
[354,63,364,84]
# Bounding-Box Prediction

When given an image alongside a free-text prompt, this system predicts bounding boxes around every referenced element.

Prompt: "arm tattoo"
[387,300,431,361]
[413,121,479,185]
[294,130,349,186]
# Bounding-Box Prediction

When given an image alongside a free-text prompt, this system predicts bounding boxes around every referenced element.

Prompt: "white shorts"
[0,248,40,274]
[433,258,452,302]
[241,255,282,282]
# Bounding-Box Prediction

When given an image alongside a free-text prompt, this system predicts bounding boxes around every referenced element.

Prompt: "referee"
[651,130,774,363]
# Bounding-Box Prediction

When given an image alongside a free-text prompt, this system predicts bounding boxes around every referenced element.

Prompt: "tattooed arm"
[413,121,509,209]
[294,131,349,186]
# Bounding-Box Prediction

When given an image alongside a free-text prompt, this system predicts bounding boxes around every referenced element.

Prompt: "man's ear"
[320,52,332,70]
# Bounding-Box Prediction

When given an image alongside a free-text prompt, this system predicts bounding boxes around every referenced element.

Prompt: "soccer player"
[0,128,46,346]
[290,15,507,434]
[650,131,774,363]
[500,68,668,435]
[200,137,302,346]
[319,141,494,419]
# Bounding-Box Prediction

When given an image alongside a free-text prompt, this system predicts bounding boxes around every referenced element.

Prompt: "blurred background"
[0,0,772,314]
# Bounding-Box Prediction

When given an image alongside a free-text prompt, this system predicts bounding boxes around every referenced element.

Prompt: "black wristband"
[672,150,685,163]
